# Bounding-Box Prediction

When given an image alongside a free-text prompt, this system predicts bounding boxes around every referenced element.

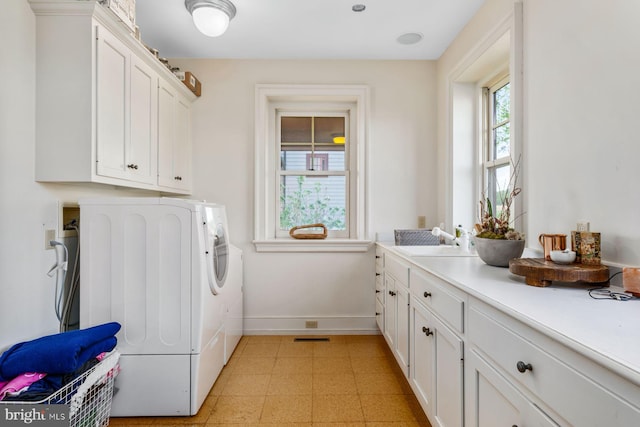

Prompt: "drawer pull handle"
[516,361,533,373]
[389,291,396,296]
[376,273,381,276]
[422,326,433,337]
[375,255,381,259]
[127,163,139,170]
[375,290,380,293]
[376,312,381,316]
[423,291,432,298]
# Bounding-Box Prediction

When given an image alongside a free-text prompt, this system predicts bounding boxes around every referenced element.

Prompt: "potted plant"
[473,157,525,267]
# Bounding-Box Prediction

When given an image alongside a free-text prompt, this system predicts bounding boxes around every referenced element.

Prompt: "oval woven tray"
[289,223,328,239]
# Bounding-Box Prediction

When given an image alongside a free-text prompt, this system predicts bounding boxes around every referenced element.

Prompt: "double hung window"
[277,113,349,238]
[482,76,512,222]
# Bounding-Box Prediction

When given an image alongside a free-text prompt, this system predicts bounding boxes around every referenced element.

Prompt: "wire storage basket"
[1,351,120,427]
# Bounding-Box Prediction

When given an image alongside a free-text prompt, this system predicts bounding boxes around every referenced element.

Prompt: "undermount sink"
[394,245,477,257]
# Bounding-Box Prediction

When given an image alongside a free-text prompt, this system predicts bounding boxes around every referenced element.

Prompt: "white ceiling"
[134,0,486,60]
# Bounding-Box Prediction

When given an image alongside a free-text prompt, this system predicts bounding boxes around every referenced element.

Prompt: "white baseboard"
[243,315,379,335]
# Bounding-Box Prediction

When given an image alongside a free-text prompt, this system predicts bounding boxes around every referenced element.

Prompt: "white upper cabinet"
[95,25,157,185]
[158,81,192,191]
[29,0,195,194]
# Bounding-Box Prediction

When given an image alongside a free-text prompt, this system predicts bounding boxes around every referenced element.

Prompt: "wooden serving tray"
[509,258,609,287]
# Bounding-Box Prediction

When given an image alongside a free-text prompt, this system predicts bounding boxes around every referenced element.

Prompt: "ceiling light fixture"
[185,0,236,37]
[352,4,366,12]
[397,32,424,45]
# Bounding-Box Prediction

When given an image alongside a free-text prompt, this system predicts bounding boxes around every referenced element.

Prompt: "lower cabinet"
[383,253,410,377]
[376,245,640,427]
[375,248,385,332]
[465,349,559,427]
[410,296,463,427]
[395,283,410,376]
[467,298,640,427]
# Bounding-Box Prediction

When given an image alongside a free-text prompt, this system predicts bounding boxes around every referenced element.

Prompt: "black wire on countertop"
[588,271,636,301]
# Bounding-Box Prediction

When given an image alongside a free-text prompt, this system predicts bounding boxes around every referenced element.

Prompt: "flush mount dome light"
[185,0,236,37]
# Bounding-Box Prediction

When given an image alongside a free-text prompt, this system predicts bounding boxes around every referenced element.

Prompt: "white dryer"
[79,197,241,416]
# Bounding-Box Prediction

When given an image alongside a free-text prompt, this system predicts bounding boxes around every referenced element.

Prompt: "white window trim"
[481,74,511,208]
[253,84,371,252]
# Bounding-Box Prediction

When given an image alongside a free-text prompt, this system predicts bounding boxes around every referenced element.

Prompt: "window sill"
[253,239,373,253]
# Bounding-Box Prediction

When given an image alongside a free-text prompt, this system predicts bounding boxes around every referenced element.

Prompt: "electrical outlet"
[576,220,590,232]
[44,229,56,250]
[418,216,426,229]
[305,320,318,329]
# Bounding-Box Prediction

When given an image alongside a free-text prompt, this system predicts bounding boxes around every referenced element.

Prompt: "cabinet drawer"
[376,298,384,332]
[410,268,464,333]
[375,274,384,303]
[375,248,384,269]
[469,303,640,427]
[385,254,409,286]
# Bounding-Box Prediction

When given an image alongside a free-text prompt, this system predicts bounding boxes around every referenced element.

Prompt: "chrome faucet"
[431,226,471,252]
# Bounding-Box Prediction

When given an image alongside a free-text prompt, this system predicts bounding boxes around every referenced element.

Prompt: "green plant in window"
[280,176,345,230]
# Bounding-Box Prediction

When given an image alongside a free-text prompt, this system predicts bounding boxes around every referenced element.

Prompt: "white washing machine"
[79,197,242,416]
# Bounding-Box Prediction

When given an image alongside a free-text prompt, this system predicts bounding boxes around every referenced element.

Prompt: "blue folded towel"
[0,322,120,382]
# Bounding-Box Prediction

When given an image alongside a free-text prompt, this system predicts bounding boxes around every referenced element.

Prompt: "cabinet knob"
[388,291,396,296]
[516,361,533,373]
[375,255,381,259]
[127,163,138,170]
[376,273,381,276]
[422,326,433,337]
[174,176,182,181]
[423,291,432,298]
[375,312,381,316]
[375,290,380,293]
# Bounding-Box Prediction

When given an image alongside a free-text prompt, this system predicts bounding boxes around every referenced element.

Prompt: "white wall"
[1,1,437,345]
[169,59,437,333]
[437,0,640,267]
[0,0,156,350]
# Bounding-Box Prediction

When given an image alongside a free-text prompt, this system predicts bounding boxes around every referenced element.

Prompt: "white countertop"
[380,243,640,386]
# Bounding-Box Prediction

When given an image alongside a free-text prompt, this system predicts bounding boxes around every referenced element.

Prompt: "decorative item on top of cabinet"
[100,0,136,32]
[175,71,202,97]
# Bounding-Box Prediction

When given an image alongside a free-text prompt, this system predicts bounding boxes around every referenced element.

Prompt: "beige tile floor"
[109,335,432,426]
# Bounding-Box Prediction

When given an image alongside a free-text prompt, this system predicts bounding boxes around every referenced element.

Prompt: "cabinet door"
[411,300,435,415]
[172,96,191,189]
[395,283,410,376]
[95,25,128,180]
[466,349,559,427]
[129,55,157,184]
[383,275,396,349]
[411,297,463,427]
[158,81,191,191]
[432,314,463,427]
